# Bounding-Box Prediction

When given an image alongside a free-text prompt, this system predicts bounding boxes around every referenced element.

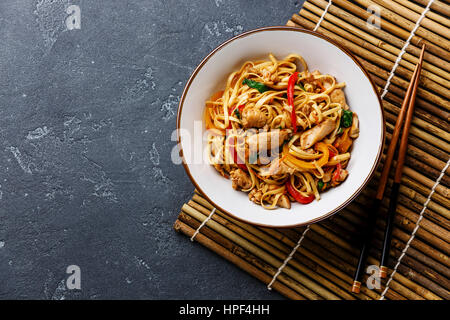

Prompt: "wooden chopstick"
[380,44,426,278]
[351,44,426,293]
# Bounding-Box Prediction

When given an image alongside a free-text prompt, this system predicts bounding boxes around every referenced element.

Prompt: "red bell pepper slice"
[286,180,315,204]
[288,72,299,133]
[228,136,248,172]
[332,162,342,182]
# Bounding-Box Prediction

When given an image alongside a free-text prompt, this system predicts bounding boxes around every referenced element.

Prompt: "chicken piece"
[330,88,348,108]
[277,194,291,209]
[322,168,333,183]
[349,113,359,139]
[230,168,252,191]
[246,129,290,155]
[241,107,267,129]
[300,119,335,149]
[249,188,263,204]
[264,158,296,175]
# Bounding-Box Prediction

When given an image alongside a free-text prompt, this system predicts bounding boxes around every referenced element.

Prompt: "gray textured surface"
[0,0,304,299]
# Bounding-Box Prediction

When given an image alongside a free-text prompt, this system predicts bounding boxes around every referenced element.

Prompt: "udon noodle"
[205,54,359,210]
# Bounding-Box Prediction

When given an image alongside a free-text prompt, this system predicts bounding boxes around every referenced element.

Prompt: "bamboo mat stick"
[226,220,372,299]
[374,0,450,36]
[383,112,450,157]
[390,237,450,275]
[403,160,450,192]
[408,136,447,162]
[384,116,450,154]
[366,63,450,119]
[191,193,382,300]
[369,166,450,209]
[383,100,450,144]
[413,0,450,17]
[180,204,340,299]
[319,221,435,299]
[316,0,449,77]
[241,227,377,299]
[352,0,450,51]
[383,115,450,156]
[400,175,450,208]
[354,191,450,252]
[393,185,450,227]
[385,127,450,165]
[398,184,450,220]
[334,56,446,131]
[361,180,450,235]
[187,198,357,299]
[181,213,354,299]
[331,0,450,60]
[374,151,450,199]
[321,217,442,300]
[381,82,450,126]
[397,194,450,231]
[406,138,449,168]
[186,199,348,296]
[174,218,309,299]
[345,200,450,266]
[311,229,434,300]
[405,143,450,177]
[302,224,418,299]
[306,0,450,86]
[292,13,450,113]
[247,226,367,297]
[340,207,450,279]
[316,218,448,299]
[265,226,406,299]
[404,157,450,188]
[288,230,412,299]
[386,244,450,292]
[296,8,450,109]
[178,211,322,299]
[394,0,450,27]
[383,86,450,127]
[378,139,450,188]
[290,14,450,122]
[327,212,450,292]
[379,106,449,158]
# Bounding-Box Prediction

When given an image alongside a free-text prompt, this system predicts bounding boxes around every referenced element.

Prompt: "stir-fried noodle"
[205,54,359,209]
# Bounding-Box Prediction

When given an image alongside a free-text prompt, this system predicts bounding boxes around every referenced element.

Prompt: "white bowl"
[177,26,384,228]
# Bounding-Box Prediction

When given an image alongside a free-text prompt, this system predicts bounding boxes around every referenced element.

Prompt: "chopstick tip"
[380,266,388,279]
[351,281,361,293]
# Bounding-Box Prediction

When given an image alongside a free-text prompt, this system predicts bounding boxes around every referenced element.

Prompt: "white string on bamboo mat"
[267,226,310,290]
[380,157,450,300]
[190,207,216,242]
[313,0,333,31]
[380,0,435,100]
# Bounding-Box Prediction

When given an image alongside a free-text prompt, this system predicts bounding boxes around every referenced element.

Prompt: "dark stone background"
[0,0,304,299]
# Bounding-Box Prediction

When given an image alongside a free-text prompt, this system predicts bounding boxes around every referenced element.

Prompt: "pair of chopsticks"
[351,44,426,293]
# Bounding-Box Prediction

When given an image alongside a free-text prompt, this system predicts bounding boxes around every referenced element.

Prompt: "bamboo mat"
[174,0,450,300]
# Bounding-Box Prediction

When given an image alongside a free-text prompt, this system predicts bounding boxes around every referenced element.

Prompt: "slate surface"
[0,0,303,299]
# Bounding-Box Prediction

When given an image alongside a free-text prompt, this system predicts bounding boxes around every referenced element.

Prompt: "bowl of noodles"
[177,26,384,228]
